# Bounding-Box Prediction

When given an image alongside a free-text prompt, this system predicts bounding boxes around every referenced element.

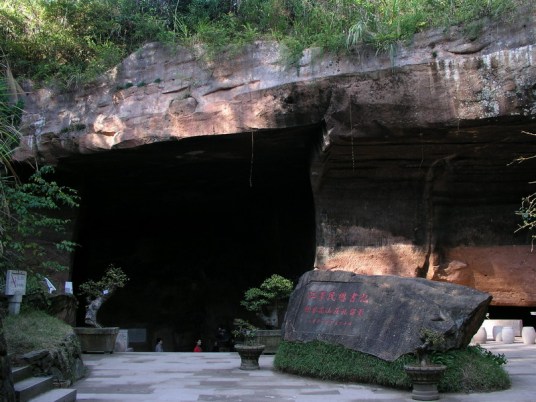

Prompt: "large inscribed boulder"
[282,270,491,361]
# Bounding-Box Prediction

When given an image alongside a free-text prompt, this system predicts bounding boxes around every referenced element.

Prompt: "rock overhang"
[11,9,536,312]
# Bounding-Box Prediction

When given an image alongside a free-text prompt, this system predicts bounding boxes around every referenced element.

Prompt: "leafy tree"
[1,61,79,287]
[240,274,293,329]
[0,165,79,275]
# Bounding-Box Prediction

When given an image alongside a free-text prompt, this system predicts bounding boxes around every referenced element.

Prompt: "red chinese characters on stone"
[304,305,364,316]
[304,287,368,327]
[309,318,352,326]
[307,290,368,304]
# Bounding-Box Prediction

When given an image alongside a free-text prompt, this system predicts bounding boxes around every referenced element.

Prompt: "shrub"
[274,341,510,393]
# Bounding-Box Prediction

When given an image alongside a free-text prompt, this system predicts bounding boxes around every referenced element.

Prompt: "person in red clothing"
[193,339,203,352]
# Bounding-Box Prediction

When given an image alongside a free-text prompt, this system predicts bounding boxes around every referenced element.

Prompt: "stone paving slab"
[73,341,536,402]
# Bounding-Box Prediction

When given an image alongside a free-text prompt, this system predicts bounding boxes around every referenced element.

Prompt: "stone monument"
[282,270,491,361]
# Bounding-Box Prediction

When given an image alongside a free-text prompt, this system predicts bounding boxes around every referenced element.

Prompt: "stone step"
[14,376,54,402]
[28,388,77,402]
[12,366,33,383]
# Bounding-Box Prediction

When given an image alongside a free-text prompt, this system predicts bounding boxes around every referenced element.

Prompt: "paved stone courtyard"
[73,341,536,402]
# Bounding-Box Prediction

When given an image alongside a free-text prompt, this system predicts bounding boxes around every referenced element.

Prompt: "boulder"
[282,270,491,361]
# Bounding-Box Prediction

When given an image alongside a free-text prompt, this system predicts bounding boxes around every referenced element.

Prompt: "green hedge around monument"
[274,341,510,393]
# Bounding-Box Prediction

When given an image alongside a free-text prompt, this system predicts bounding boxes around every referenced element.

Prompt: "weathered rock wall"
[13,9,536,308]
[14,11,536,161]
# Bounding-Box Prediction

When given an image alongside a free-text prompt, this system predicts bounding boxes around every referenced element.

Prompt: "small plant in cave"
[240,274,294,329]
[78,264,128,328]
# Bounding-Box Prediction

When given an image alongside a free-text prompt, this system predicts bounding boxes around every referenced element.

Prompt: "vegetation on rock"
[0,0,528,88]
[1,61,79,289]
[4,309,83,384]
[4,309,74,356]
[274,340,510,393]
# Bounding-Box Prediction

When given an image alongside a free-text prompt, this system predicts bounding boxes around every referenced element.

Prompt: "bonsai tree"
[78,264,128,328]
[415,327,446,366]
[231,318,258,346]
[240,274,293,329]
[404,327,448,400]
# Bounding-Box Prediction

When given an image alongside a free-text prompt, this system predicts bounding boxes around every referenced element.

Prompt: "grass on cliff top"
[2,0,530,89]
[3,309,73,357]
[274,341,510,393]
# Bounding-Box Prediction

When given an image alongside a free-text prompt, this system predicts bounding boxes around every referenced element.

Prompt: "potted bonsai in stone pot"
[404,328,447,401]
[240,274,293,353]
[73,264,129,353]
[232,318,265,370]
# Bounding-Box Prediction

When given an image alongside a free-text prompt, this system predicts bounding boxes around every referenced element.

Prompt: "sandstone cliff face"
[14,11,536,308]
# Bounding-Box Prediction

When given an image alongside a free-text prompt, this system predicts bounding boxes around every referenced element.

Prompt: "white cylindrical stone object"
[501,326,515,344]
[521,326,536,345]
[492,326,503,341]
[473,327,487,344]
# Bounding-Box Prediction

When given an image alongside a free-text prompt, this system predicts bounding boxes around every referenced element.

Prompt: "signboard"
[5,270,27,296]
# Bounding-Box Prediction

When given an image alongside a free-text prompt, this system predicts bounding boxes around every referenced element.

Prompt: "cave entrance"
[57,125,319,351]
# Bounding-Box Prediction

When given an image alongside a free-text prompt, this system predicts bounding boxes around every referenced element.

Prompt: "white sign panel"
[5,270,27,296]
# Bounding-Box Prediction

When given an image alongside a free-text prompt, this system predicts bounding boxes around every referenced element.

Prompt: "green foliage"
[1,165,79,276]
[1,0,527,87]
[4,309,73,356]
[2,56,79,290]
[231,318,258,345]
[275,341,511,393]
[0,75,22,167]
[240,274,293,313]
[345,0,519,52]
[430,345,509,392]
[419,327,446,349]
[78,264,129,300]
[0,0,172,88]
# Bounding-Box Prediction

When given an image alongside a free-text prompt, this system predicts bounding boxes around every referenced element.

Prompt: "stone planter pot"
[255,329,281,354]
[501,326,515,344]
[521,326,536,345]
[404,364,447,401]
[73,327,119,353]
[234,344,265,370]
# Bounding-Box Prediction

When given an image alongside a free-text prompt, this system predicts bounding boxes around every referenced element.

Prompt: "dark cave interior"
[55,125,319,351]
